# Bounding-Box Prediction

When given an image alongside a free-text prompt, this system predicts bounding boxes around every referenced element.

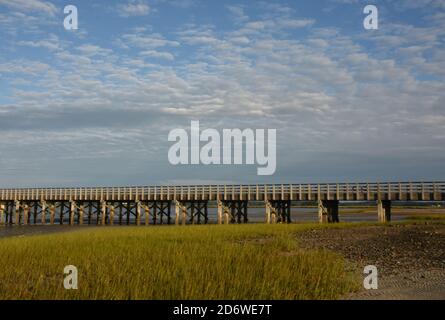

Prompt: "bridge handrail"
[0,181,444,200]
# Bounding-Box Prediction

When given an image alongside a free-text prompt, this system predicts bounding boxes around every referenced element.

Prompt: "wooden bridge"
[0,182,444,226]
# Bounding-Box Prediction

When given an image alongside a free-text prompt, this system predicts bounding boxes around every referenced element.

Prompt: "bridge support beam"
[7,202,14,225]
[265,200,291,224]
[189,201,208,224]
[377,200,391,222]
[59,201,70,225]
[174,201,208,225]
[31,202,38,224]
[144,201,171,225]
[2,202,11,225]
[318,200,339,223]
[220,200,248,224]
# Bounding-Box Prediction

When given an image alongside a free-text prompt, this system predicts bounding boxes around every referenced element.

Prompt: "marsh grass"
[0,224,360,300]
[406,214,445,221]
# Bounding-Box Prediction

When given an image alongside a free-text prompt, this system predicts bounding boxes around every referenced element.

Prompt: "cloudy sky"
[0,0,444,187]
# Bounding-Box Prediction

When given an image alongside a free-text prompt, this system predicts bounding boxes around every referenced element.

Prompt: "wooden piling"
[23,204,29,225]
[109,205,114,225]
[181,204,187,225]
[101,201,107,225]
[78,204,84,225]
[174,201,180,225]
[270,208,276,224]
[50,204,55,225]
[223,205,229,224]
[14,201,20,225]
[40,200,46,225]
[318,200,327,223]
[217,200,222,224]
[144,204,150,226]
[136,201,141,226]
[0,203,4,226]
[69,201,76,226]
[377,200,391,222]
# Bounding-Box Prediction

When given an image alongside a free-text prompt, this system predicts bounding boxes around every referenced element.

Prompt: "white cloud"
[117,0,150,17]
[120,32,180,48]
[278,19,315,28]
[17,34,60,51]
[77,44,113,57]
[226,4,248,23]
[140,50,175,60]
[0,0,58,16]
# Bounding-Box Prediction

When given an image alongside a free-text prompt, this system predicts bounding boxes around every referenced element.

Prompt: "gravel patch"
[296,223,445,300]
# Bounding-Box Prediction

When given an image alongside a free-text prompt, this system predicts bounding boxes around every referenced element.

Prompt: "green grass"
[0,224,360,300]
[406,214,445,221]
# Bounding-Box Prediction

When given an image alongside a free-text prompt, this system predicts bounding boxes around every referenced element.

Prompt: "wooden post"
[23,204,29,225]
[0,203,4,226]
[69,201,76,226]
[101,201,107,225]
[78,204,84,225]
[41,201,46,225]
[109,204,114,225]
[182,203,187,225]
[388,182,392,201]
[136,201,141,226]
[223,205,229,224]
[377,200,391,222]
[50,204,55,225]
[217,200,223,224]
[14,201,20,225]
[270,205,276,224]
[318,200,340,223]
[153,202,158,224]
[190,203,195,224]
[318,200,327,224]
[175,201,180,225]
[144,204,150,226]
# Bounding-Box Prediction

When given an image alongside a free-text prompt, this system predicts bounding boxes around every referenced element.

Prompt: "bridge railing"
[0,182,444,201]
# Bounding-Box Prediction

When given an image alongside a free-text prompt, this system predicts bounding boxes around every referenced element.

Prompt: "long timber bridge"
[0,182,444,226]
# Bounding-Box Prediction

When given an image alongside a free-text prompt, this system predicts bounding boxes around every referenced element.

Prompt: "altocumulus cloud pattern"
[0,0,444,187]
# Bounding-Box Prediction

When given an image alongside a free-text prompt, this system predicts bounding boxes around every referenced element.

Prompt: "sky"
[0,0,444,187]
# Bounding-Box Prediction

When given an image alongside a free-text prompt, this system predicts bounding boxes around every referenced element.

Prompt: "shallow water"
[5,207,444,226]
